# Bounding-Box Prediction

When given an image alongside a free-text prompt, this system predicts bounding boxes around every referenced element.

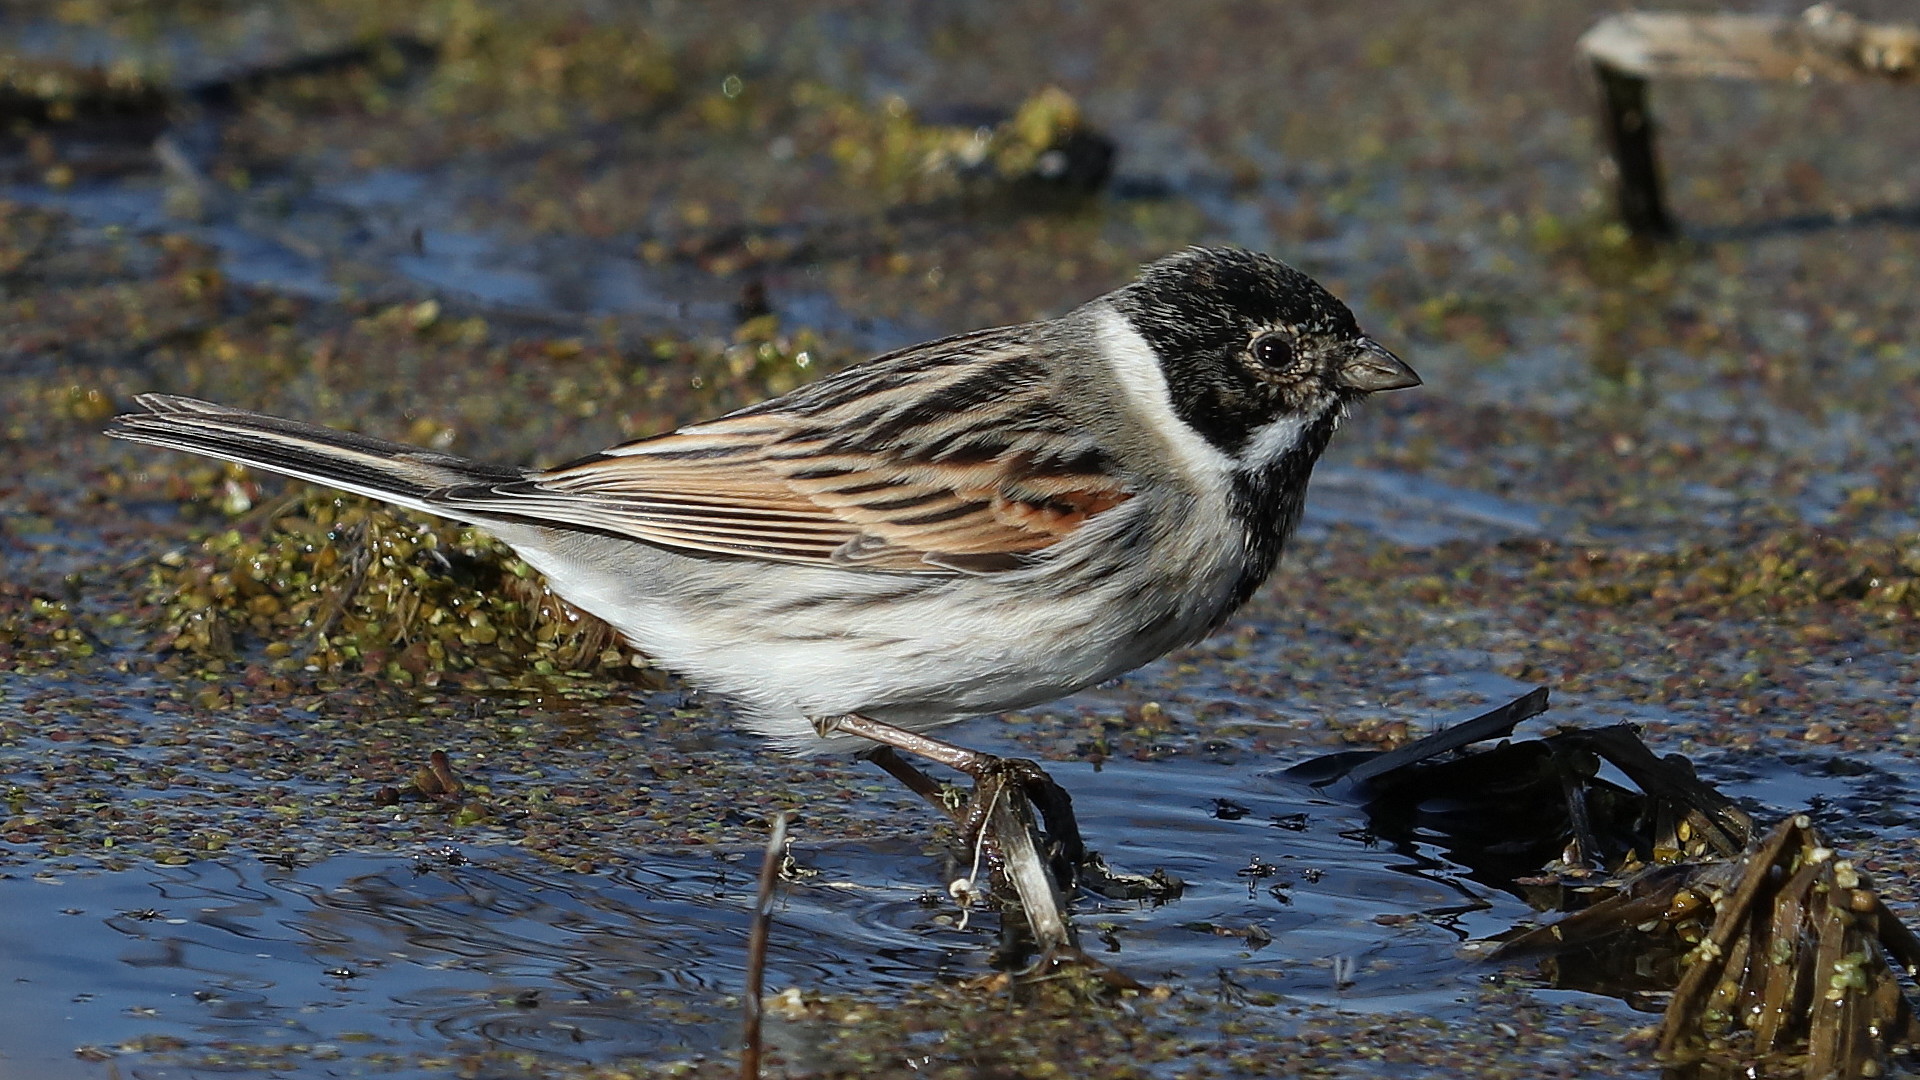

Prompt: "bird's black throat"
[1221,406,1342,615]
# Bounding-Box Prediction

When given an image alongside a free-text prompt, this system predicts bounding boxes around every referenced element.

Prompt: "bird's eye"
[1251,332,1296,370]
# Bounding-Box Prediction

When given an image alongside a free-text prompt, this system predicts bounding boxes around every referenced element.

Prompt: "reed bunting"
[108,247,1417,787]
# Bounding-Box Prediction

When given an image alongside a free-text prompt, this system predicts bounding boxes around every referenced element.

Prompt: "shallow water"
[0,746,1519,1077]
[7,709,1913,1078]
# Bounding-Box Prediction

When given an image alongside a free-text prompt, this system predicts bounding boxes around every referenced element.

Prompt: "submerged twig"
[740,812,788,1080]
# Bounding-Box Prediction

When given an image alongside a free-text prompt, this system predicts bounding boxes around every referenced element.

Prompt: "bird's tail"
[106,394,522,516]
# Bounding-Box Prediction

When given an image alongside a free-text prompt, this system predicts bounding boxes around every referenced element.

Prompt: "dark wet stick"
[1804,887,1856,1077]
[1592,62,1674,241]
[1337,685,1550,788]
[1872,895,1920,978]
[1555,756,1598,871]
[740,813,788,1080]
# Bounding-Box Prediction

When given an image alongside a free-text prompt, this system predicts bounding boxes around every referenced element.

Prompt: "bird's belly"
[660,575,1210,719]
[501,516,1249,745]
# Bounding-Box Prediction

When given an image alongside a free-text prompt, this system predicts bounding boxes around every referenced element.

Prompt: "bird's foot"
[830,715,1086,893]
[951,754,1084,890]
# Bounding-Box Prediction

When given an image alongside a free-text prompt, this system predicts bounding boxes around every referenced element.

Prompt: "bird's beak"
[1336,339,1421,393]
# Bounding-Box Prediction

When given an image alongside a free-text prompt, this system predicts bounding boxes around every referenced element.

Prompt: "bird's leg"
[820,714,1086,888]
[861,746,964,822]
[816,713,995,773]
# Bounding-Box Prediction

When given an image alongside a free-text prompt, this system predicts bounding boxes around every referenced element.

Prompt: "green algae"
[140,492,646,684]
[417,2,678,134]
[0,49,166,127]
[798,83,1105,200]
[1554,527,1920,618]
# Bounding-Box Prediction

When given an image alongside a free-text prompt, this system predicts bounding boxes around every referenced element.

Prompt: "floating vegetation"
[0,52,167,126]
[1553,526,1920,618]
[416,3,678,133]
[750,955,1163,1080]
[796,83,1114,200]
[140,490,649,685]
[0,583,98,673]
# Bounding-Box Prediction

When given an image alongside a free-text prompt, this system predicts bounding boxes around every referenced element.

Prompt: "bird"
[107,247,1417,856]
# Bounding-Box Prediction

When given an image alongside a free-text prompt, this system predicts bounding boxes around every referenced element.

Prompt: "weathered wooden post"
[1579,7,1920,240]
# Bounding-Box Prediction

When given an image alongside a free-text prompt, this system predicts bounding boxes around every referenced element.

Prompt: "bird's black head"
[1108,246,1418,463]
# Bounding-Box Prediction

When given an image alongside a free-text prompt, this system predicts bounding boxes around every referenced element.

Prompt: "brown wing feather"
[430,326,1132,573]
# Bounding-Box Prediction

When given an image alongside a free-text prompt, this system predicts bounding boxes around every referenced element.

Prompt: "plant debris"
[1500,815,1920,1079]
[373,747,466,806]
[1287,689,1753,889]
[1300,692,1920,1076]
